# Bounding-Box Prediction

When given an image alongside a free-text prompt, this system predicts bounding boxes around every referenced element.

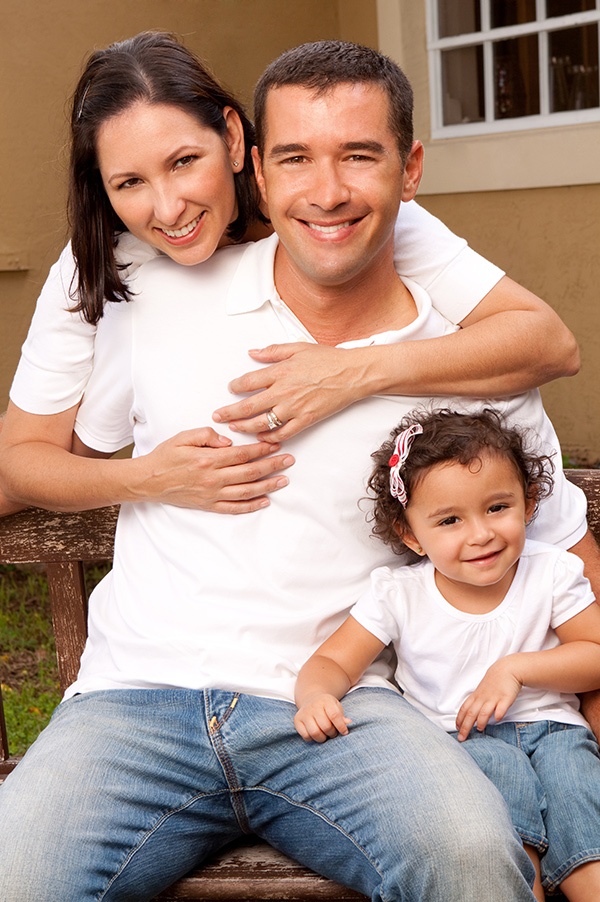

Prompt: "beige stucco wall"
[419,188,600,464]
[0,0,376,407]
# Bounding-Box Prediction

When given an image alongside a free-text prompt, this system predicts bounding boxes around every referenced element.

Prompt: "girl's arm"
[294,616,385,743]
[0,401,294,514]
[455,603,600,741]
[213,276,579,442]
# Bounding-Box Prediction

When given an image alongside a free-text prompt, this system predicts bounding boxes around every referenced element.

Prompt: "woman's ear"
[393,523,424,556]
[223,107,246,171]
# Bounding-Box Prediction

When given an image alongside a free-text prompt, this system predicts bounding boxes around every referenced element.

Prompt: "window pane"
[494,35,540,117]
[491,0,536,28]
[547,0,595,18]
[549,25,599,111]
[438,0,480,37]
[441,45,485,123]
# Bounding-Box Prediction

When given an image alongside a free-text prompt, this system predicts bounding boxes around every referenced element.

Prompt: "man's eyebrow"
[343,141,386,154]
[268,143,308,158]
[267,140,387,158]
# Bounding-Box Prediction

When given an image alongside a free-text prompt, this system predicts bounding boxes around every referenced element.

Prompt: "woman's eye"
[174,155,197,169]
[117,177,142,190]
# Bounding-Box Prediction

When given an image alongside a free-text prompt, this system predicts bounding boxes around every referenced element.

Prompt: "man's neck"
[273,243,417,346]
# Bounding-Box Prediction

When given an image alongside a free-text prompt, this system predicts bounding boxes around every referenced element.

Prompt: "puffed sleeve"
[350,566,405,646]
[551,548,596,629]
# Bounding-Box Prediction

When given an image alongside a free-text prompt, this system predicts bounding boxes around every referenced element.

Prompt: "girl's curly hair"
[367,408,555,555]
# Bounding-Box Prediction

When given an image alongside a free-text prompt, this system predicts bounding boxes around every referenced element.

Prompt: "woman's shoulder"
[114,231,160,277]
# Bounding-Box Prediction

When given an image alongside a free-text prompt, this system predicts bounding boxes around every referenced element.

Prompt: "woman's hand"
[135,427,295,513]
[294,693,352,743]
[212,343,369,442]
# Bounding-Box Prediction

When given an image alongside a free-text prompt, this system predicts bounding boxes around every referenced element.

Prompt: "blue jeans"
[453,721,600,893]
[0,688,535,901]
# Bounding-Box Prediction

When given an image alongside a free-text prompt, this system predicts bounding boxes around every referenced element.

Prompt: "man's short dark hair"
[254,40,414,163]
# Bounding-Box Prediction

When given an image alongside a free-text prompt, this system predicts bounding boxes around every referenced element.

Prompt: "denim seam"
[244,784,388,898]
[96,788,234,901]
[203,691,251,834]
[542,848,600,892]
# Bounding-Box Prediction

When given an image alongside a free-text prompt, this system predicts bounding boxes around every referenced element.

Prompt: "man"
[1,40,592,900]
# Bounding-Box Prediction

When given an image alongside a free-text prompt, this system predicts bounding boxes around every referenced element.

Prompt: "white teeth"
[162,215,201,238]
[307,221,352,233]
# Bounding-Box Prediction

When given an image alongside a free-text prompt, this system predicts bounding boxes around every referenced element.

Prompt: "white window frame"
[427,1,600,139]
[376,0,600,192]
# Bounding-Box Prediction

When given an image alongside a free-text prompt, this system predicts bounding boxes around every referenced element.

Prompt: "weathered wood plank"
[566,469,600,542]
[0,505,118,563]
[153,842,366,901]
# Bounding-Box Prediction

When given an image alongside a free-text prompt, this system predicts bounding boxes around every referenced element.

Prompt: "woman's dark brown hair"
[367,407,555,555]
[69,31,265,324]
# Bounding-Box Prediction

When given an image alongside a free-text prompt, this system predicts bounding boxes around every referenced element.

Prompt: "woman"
[0,31,578,516]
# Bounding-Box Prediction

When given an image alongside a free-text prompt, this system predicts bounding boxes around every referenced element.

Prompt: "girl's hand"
[137,427,294,513]
[294,693,352,743]
[213,344,368,442]
[455,658,523,741]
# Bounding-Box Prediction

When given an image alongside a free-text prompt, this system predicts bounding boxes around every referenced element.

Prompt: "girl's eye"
[489,504,508,513]
[439,516,459,527]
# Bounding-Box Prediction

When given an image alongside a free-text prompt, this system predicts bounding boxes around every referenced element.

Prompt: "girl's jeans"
[454,720,600,893]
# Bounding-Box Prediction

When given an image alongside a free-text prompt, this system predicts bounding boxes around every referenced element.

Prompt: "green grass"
[0,562,109,756]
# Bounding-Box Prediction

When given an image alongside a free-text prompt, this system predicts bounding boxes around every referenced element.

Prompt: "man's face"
[252,82,422,291]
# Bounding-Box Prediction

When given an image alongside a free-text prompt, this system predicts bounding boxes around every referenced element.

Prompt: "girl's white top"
[351,540,595,731]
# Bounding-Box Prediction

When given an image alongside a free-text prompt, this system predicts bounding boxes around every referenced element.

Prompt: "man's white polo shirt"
[70,235,587,702]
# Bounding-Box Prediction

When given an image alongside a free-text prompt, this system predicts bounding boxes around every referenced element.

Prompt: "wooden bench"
[1,468,599,900]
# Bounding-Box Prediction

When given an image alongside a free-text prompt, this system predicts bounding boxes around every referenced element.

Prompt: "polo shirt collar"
[225,232,279,315]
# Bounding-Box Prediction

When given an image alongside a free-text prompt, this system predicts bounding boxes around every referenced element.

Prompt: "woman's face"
[97,101,244,265]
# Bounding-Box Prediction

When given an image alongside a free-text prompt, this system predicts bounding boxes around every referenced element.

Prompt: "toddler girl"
[295,408,600,900]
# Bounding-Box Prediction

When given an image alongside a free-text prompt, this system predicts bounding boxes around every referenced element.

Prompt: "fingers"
[213,395,277,428]
[456,697,501,740]
[293,699,351,743]
[178,427,233,448]
[247,343,306,363]
[456,696,491,740]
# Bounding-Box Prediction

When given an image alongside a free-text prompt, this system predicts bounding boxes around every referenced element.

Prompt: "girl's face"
[401,453,536,610]
[96,101,245,265]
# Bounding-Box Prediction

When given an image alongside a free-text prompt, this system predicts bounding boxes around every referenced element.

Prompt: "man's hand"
[456,658,523,741]
[294,693,352,743]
